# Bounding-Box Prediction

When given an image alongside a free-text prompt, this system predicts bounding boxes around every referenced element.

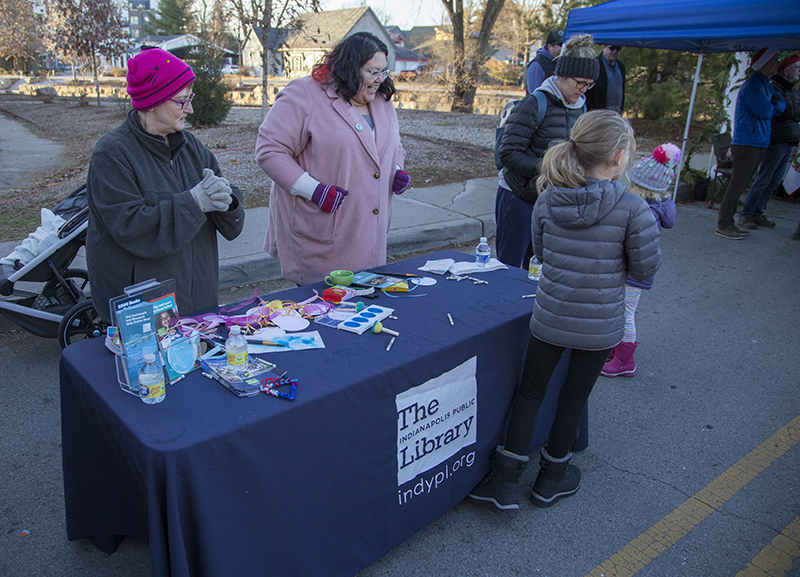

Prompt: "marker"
[447,313,454,326]
[386,336,396,351]
[522,294,536,299]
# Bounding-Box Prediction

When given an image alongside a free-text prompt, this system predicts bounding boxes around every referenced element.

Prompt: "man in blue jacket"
[525,30,563,93]
[716,48,786,239]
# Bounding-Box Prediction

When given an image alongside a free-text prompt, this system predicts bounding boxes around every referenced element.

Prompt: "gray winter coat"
[86,109,245,323]
[530,178,662,350]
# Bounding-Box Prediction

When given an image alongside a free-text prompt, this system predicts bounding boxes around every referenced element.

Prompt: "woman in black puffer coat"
[495,34,599,269]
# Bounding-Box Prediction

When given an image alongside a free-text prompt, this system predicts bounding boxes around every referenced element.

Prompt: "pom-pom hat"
[629,143,681,194]
[126,47,196,110]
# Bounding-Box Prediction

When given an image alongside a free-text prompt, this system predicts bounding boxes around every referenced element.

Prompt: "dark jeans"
[718,145,765,228]
[505,335,610,459]
[495,185,534,269]
[740,142,794,217]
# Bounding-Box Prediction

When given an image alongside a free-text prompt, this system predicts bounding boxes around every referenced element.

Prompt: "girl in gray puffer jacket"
[469,110,662,513]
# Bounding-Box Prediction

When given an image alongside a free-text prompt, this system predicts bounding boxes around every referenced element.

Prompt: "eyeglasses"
[363,66,391,81]
[608,46,623,52]
[571,77,596,90]
[170,92,195,111]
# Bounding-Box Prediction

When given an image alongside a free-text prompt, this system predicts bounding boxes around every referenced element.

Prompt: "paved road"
[0,112,63,191]
[1,198,799,576]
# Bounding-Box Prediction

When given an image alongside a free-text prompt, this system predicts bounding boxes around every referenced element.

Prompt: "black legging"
[505,334,610,459]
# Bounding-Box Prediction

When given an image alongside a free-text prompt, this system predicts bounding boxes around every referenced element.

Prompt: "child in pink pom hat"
[126,47,196,110]
[601,143,678,378]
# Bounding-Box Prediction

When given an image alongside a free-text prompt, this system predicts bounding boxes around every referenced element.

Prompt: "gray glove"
[190,168,233,212]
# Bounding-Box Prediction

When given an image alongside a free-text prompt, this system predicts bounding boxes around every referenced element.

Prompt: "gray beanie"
[629,143,682,194]
[555,54,600,80]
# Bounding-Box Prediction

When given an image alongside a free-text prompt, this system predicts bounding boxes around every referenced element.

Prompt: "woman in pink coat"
[256,32,409,285]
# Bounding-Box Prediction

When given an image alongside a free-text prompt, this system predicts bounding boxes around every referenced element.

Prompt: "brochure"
[351,271,406,289]
[201,356,278,397]
[115,299,159,395]
[109,279,180,395]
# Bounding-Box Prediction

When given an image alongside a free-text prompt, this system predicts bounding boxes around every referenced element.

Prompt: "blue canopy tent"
[564,0,800,197]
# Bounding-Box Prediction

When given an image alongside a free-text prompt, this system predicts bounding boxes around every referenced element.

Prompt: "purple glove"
[392,170,410,194]
[311,184,349,213]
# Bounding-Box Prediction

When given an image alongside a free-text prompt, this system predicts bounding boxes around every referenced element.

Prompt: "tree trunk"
[260,0,273,121]
[91,49,101,106]
[443,0,507,114]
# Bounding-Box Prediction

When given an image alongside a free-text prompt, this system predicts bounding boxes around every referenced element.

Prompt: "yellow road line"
[586,415,800,577]
[734,517,800,577]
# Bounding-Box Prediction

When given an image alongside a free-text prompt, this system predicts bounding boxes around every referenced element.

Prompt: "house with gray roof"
[242,7,394,79]
[281,7,394,78]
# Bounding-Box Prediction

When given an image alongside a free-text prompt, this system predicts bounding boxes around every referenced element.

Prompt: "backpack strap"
[495,90,548,172]
[533,89,547,128]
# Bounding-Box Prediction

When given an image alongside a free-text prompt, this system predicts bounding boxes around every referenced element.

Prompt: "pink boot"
[601,342,638,377]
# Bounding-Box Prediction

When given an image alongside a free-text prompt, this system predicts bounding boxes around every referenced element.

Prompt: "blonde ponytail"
[537,110,635,191]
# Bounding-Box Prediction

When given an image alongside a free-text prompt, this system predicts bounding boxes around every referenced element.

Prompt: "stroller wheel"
[59,300,106,349]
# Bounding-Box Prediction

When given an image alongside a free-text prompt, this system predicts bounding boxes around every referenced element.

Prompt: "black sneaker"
[715,227,744,239]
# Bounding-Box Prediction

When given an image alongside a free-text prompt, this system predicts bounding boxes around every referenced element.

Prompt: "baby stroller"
[0,184,105,348]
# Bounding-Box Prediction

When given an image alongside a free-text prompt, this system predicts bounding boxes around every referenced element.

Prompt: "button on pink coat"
[256,76,406,286]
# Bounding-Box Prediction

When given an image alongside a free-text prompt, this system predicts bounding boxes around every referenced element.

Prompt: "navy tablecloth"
[60,251,587,577]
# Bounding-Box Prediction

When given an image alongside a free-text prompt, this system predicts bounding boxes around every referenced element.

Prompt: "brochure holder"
[107,279,197,396]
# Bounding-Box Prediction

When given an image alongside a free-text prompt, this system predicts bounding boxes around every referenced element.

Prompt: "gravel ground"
[0,95,498,242]
[0,92,682,244]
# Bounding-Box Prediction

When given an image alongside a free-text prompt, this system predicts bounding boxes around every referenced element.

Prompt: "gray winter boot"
[468,446,529,513]
[530,446,581,508]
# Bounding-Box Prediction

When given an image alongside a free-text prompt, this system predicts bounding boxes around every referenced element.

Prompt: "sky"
[320,0,448,30]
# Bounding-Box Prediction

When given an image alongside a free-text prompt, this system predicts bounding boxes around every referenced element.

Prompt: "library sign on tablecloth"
[395,357,478,505]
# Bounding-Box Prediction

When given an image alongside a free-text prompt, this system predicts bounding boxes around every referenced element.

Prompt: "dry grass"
[0,95,498,242]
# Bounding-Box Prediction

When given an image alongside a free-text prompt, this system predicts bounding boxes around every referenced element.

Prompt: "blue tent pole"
[673,49,704,201]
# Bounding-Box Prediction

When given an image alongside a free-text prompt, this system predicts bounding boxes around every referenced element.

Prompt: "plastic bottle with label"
[138,353,166,404]
[475,237,491,267]
[528,255,541,281]
[226,325,249,373]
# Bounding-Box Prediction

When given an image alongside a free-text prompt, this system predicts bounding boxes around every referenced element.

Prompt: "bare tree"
[227,0,320,118]
[44,0,129,105]
[0,0,41,72]
[440,0,507,113]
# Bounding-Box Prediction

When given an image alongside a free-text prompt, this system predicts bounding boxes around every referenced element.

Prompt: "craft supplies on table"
[337,305,394,335]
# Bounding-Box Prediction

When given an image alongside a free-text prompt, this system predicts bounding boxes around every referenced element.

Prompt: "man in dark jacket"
[585,45,625,113]
[738,52,800,229]
[525,30,563,93]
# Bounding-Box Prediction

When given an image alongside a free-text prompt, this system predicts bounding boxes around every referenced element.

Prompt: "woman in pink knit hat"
[85,47,245,323]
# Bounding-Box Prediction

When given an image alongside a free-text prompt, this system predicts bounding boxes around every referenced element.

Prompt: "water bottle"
[528,255,541,281]
[226,325,248,373]
[138,353,166,404]
[475,237,491,267]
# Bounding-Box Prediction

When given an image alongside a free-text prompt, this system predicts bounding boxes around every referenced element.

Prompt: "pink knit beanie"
[126,47,195,110]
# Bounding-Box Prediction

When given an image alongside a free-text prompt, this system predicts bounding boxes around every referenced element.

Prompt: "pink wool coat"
[256,75,406,285]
